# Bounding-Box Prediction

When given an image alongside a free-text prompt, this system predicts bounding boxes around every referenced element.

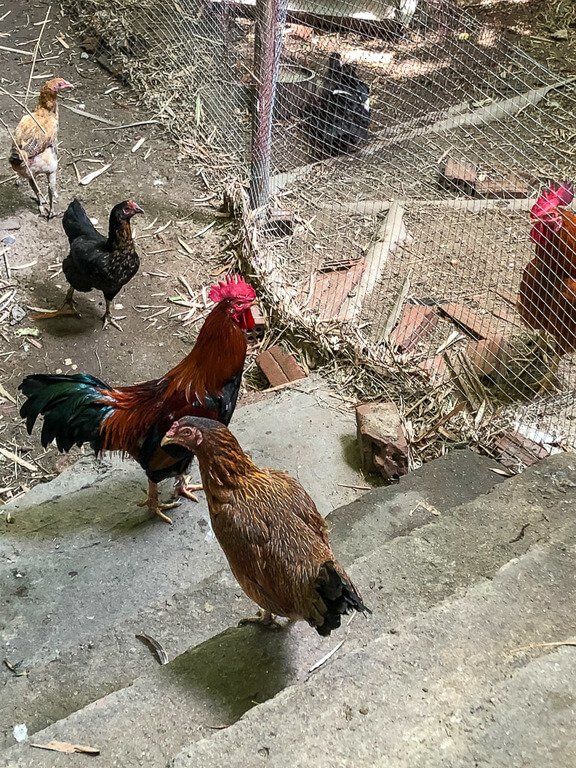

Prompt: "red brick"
[475,174,528,199]
[440,302,501,340]
[496,431,549,470]
[256,345,307,387]
[309,259,365,322]
[439,157,477,194]
[389,304,438,352]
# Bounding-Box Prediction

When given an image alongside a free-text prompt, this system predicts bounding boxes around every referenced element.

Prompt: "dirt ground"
[1,0,575,501]
[0,0,245,501]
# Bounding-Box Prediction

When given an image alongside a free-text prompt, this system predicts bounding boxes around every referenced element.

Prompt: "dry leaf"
[31,740,99,755]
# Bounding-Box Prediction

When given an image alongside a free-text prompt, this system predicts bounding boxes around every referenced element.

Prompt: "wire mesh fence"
[65,0,576,468]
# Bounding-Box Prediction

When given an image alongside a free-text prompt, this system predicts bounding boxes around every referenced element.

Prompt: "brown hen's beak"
[59,80,74,91]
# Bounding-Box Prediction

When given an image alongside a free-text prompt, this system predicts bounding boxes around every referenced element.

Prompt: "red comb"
[531,181,574,221]
[208,274,256,304]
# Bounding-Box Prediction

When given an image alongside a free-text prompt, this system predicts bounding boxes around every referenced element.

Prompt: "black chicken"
[33,198,143,330]
[307,53,370,156]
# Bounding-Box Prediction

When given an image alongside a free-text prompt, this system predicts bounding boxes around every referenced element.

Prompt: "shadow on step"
[163,624,295,722]
[2,477,192,538]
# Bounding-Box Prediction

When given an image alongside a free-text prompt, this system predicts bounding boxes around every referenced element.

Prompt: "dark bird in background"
[33,198,143,330]
[518,181,576,353]
[9,77,74,218]
[162,417,370,635]
[19,275,256,523]
[306,52,370,157]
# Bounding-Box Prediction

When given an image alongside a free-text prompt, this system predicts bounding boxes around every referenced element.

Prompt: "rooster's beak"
[160,434,173,447]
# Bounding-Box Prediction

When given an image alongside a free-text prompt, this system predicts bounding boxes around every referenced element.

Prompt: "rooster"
[162,417,370,635]
[518,181,576,354]
[32,198,143,330]
[9,77,74,218]
[307,53,370,156]
[19,275,256,523]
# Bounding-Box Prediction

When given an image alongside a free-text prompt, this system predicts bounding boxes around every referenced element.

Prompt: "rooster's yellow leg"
[138,480,179,524]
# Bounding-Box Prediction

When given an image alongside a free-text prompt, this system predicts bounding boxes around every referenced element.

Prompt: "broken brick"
[439,302,501,340]
[439,157,478,195]
[475,174,528,199]
[418,354,449,382]
[257,345,307,387]
[389,304,438,352]
[309,258,365,322]
[496,430,550,470]
[356,402,409,481]
[464,335,507,378]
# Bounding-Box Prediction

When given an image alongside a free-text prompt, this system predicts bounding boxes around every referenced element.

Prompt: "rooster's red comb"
[208,274,256,304]
[531,181,574,221]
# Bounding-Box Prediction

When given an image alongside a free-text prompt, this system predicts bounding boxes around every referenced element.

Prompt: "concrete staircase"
[1,382,574,767]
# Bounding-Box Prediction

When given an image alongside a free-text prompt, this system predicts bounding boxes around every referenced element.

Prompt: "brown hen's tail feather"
[314,561,371,637]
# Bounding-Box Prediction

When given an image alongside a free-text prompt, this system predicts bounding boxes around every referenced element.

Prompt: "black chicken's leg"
[32,286,80,320]
[102,298,123,331]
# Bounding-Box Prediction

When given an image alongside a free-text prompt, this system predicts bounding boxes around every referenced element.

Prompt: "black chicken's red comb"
[208,274,256,304]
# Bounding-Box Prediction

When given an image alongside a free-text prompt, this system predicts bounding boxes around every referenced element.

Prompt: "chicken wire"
[65,0,576,463]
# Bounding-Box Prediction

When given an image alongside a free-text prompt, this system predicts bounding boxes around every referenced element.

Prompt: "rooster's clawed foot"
[173,475,203,502]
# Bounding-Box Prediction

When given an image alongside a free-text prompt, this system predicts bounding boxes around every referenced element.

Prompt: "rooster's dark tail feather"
[19,373,113,453]
[314,561,371,637]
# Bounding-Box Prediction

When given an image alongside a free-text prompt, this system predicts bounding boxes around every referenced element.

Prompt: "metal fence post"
[249,0,287,212]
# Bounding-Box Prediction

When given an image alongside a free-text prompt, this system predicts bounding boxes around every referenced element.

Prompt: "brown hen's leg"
[31,287,81,321]
[173,475,203,502]
[26,174,47,216]
[102,299,123,331]
[138,480,179,524]
[238,609,282,629]
[47,171,57,219]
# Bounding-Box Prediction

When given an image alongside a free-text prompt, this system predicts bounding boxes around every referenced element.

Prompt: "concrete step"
[1,378,365,670]
[0,448,500,746]
[169,460,576,767]
[2,454,571,767]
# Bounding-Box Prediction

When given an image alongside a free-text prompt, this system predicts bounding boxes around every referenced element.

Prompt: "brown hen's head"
[209,274,256,330]
[44,77,74,94]
[161,417,225,451]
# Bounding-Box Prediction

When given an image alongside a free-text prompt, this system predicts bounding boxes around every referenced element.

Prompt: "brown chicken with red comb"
[518,181,576,353]
[19,275,256,522]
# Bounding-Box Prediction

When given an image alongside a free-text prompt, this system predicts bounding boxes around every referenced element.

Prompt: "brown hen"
[9,77,73,217]
[161,416,370,635]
